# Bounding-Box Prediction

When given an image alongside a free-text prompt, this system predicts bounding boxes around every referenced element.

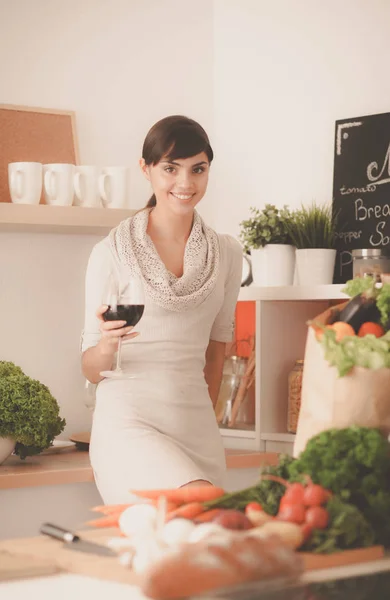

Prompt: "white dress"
[82,231,242,504]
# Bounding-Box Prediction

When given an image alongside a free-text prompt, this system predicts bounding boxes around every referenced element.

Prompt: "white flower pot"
[251,244,296,287]
[0,436,15,465]
[296,248,337,286]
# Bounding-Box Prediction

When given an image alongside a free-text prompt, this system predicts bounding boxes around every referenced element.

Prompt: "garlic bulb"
[161,519,196,546]
[119,504,158,538]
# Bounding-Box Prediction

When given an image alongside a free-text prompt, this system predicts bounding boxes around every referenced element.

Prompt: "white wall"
[212,0,390,237]
[2,0,390,441]
[0,0,214,437]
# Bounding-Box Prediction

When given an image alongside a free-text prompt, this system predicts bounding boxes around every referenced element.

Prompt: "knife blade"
[40,522,116,557]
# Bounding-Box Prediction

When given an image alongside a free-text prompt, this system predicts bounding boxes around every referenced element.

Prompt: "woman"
[81,115,243,504]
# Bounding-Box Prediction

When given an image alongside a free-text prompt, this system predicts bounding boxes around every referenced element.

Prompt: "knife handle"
[40,522,79,543]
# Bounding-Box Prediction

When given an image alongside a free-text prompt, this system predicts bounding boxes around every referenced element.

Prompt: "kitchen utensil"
[40,523,116,557]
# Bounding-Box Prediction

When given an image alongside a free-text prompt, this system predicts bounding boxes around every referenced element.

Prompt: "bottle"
[287,360,304,434]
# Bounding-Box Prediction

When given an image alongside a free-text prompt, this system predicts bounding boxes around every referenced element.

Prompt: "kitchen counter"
[0,449,279,490]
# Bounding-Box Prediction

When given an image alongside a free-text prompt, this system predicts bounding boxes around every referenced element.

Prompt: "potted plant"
[286,203,337,286]
[239,204,295,286]
[0,361,66,464]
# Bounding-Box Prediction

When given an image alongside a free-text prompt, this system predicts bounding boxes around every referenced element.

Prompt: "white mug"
[74,166,101,208]
[43,163,75,206]
[98,166,130,209]
[8,162,42,205]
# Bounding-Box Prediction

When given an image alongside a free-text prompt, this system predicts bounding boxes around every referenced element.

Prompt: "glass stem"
[115,337,123,372]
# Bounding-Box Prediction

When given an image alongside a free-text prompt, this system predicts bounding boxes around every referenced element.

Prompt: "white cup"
[74,166,101,208]
[8,162,42,205]
[43,163,75,206]
[98,167,130,209]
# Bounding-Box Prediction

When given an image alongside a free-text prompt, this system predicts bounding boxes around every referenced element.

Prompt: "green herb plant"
[204,427,390,552]
[239,204,293,250]
[285,203,337,249]
[289,427,390,547]
[0,361,66,459]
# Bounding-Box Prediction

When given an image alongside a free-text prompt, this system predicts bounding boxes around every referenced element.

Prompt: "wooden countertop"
[0,449,279,490]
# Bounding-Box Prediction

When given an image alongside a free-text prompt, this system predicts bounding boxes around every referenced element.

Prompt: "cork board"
[0,104,79,203]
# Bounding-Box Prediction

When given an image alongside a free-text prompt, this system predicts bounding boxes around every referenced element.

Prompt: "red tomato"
[358,322,385,338]
[303,484,329,507]
[305,506,329,530]
[283,483,305,504]
[245,502,263,513]
[301,523,313,543]
[277,503,306,525]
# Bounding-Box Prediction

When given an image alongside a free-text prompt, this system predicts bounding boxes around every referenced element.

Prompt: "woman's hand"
[96,305,139,356]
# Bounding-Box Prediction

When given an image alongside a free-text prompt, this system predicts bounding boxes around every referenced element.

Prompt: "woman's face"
[140,151,210,216]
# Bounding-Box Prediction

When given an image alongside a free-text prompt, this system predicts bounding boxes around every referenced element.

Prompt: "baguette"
[141,530,303,599]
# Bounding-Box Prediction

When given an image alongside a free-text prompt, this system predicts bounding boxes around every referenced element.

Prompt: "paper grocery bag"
[293,303,390,457]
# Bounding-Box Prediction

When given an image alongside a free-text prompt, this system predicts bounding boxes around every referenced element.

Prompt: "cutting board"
[0,528,139,586]
[69,432,91,450]
[0,550,61,582]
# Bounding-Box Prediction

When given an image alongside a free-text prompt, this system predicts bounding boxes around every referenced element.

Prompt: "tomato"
[303,484,329,507]
[305,506,329,530]
[283,483,305,504]
[358,322,385,338]
[277,503,306,525]
[301,523,313,543]
[245,502,263,513]
[328,321,355,341]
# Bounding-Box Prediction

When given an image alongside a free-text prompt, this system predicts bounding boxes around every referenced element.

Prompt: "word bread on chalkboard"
[332,111,390,283]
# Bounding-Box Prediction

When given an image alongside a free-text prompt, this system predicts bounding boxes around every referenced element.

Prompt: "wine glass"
[100,272,145,379]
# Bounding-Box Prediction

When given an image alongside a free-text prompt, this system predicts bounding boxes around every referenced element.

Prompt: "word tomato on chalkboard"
[332,111,390,283]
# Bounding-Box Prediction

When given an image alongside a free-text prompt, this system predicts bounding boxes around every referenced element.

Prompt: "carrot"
[166,502,205,522]
[85,514,121,528]
[194,508,223,523]
[91,499,179,515]
[130,486,225,505]
[91,503,132,515]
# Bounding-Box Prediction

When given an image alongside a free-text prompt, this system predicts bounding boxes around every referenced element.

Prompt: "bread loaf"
[141,531,303,599]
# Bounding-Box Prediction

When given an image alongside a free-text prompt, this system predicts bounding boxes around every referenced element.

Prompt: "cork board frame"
[0,104,79,203]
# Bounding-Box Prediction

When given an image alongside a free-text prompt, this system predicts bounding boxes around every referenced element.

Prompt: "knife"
[40,522,116,557]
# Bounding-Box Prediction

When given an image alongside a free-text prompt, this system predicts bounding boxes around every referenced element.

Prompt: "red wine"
[103,304,144,327]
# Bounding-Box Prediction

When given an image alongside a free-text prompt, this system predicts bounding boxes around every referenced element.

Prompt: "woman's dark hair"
[142,115,213,208]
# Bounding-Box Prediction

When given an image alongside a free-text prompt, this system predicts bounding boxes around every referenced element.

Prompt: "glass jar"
[215,373,241,425]
[352,249,390,281]
[287,360,304,434]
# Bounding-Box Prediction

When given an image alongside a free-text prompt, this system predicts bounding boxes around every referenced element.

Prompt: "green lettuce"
[320,328,390,376]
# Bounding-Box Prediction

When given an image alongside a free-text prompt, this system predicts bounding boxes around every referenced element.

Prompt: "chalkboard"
[332,111,390,283]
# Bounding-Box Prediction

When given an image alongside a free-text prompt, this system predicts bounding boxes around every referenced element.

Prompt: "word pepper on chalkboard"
[332,111,390,283]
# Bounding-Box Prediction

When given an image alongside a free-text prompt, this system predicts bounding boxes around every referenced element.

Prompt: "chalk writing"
[340,184,376,195]
[367,142,390,186]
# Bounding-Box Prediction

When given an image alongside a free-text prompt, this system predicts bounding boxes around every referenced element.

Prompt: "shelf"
[0,203,136,234]
[219,428,256,439]
[261,433,296,443]
[238,284,347,302]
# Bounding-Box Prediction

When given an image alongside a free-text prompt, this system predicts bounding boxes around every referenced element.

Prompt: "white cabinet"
[221,285,347,453]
